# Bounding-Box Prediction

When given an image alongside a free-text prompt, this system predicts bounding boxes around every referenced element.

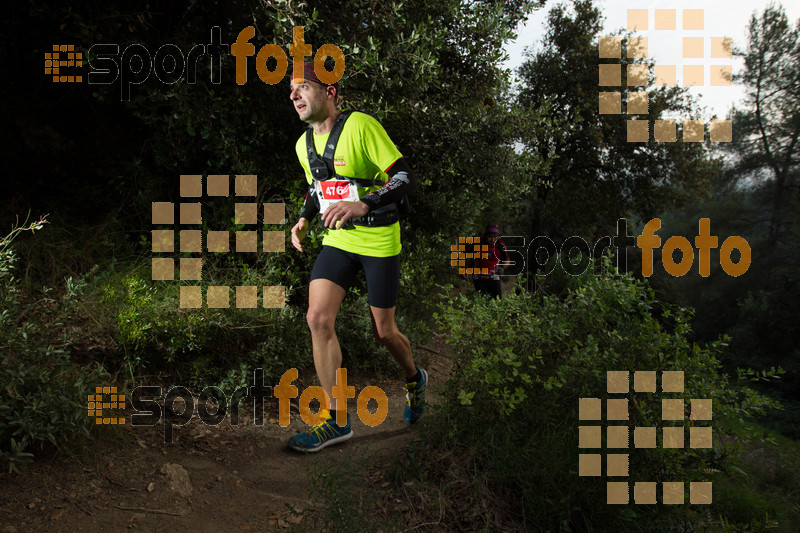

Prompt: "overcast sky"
[503,1,800,120]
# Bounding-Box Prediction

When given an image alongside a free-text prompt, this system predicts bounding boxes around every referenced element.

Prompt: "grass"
[711,423,800,531]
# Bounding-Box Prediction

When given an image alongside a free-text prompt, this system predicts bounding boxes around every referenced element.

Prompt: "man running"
[287,63,427,452]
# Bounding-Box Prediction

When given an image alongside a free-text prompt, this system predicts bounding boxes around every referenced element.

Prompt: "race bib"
[316,179,360,214]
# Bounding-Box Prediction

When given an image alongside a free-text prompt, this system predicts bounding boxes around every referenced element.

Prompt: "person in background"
[472,224,509,299]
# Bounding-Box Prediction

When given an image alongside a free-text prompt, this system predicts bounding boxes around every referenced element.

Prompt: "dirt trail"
[0,349,450,532]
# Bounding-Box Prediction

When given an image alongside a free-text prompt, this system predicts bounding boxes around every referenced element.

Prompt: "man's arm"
[359,158,415,211]
[298,183,319,221]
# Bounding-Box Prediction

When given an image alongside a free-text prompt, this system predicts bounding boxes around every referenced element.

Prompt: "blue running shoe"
[288,411,353,453]
[404,368,428,424]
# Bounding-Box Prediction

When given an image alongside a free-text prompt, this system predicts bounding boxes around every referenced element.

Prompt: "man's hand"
[291,218,309,252]
[320,201,369,229]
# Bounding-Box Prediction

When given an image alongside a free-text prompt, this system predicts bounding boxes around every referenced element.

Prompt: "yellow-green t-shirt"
[295,111,403,257]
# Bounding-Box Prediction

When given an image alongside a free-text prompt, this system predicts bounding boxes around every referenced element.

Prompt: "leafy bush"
[101,272,210,376]
[1,216,109,473]
[417,260,778,530]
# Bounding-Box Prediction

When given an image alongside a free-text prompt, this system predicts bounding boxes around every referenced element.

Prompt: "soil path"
[0,348,451,532]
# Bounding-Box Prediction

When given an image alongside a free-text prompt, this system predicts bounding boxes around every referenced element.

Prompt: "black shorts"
[310,245,401,308]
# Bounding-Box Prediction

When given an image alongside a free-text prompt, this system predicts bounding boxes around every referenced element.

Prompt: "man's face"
[289,81,330,123]
[485,233,499,244]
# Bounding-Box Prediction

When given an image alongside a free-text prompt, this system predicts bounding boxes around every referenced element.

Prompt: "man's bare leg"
[370,305,417,378]
[306,278,347,412]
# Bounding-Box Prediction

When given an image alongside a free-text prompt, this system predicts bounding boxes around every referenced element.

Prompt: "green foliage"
[516,0,718,243]
[1,216,109,473]
[729,3,800,255]
[421,262,778,530]
[711,424,800,532]
[650,3,800,437]
[101,273,209,373]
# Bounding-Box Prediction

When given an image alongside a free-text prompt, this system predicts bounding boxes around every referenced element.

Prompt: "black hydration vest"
[306,112,407,227]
